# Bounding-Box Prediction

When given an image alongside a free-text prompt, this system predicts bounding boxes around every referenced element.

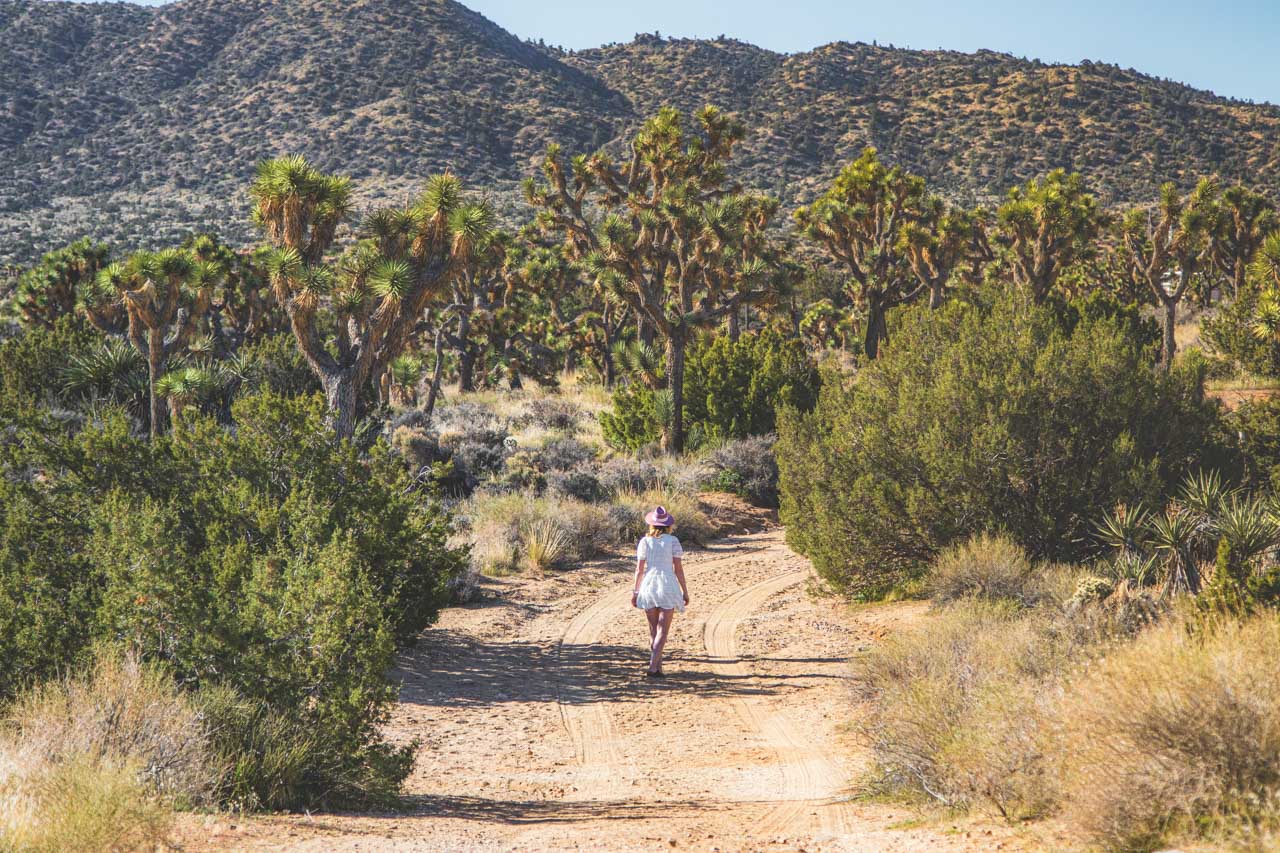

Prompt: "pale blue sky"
[92,0,1280,104]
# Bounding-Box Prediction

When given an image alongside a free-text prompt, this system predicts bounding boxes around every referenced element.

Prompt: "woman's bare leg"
[645,607,660,652]
[649,608,675,673]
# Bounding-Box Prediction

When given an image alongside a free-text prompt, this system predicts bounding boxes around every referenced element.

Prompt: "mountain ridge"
[3,0,1279,265]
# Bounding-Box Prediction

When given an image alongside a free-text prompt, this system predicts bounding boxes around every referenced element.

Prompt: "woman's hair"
[648,524,672,537]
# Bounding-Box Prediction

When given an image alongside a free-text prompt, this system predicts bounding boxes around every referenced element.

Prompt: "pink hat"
[645,505,675,527]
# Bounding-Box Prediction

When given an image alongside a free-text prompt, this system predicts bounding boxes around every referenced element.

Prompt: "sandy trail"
[178,529,1040,852]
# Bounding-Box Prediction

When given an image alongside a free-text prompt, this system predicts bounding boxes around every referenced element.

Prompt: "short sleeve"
[636,537,649,561]
[670,536,684,557]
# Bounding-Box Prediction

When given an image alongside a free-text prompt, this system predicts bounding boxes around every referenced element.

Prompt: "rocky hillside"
[3,0,1279,265]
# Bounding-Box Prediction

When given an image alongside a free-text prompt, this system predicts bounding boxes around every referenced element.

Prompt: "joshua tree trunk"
[726,306,741,341]
[637,310,655,348]
[602,329,617,387]
[1161,298,1177,371]
[929,281,944,309]
[323,372,359,440]
[863,292,888,360]
[424,325,447,420]
[146,329,165,440]
[663,327,687,454]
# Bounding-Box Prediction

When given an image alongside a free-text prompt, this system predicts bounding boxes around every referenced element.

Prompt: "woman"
[631,506,690,677]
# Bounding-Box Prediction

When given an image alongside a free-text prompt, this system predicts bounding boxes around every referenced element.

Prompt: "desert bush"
[6,651,218,807]
[704,435,780,507]
[601,331,820,451]
[778,289,1232,597]
[855,600,1066,819]
[612,488,715,546]
[432,401,499,433]
[547,464,608,503]
[596,456,661,495]
[518,398,582,432]
[1202,288,1280,377]
[0,316,96,412]
[536,436,596,471]
[0,393,465,809]
[1057,614,1280,851]
[599,383,663,451]
[683,330,820,441]
[233,333,320,399]
[0,650,218,852]
[1232,397,1280,490]
[928,533,1043,606]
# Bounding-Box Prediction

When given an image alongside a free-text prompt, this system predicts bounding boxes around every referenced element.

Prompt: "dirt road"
[181,529,1039,851]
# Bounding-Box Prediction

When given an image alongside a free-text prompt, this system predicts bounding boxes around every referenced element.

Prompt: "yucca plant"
[1214,495,1280,568]
[1147,507,1203,595]
[1179,470,1231,526]
[1108,551,1163,587]
[155,366,222,432]
[1096,503,1152,557]
[613,340,665,390]
[525,519,571,572]
[60,339,149,417]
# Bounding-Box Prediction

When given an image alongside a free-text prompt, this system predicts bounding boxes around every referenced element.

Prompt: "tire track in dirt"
[703,563,857,838]
[554,537,777,801]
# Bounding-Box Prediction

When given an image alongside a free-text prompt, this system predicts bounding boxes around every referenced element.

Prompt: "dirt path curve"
[177,529,1039,852]
[703,567,855,837]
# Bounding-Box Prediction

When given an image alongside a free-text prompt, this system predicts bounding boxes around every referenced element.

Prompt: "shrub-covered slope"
[4,0,1280,263]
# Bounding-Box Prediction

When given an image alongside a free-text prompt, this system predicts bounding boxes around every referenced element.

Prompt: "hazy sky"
[94,0,1280,104]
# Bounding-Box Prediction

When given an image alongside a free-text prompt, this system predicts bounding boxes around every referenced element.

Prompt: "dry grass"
[927,533,1082,608]
[1057,613,1280,852]
[0,651,216,852]
[0,755,172,853]
[854,600,1067,819]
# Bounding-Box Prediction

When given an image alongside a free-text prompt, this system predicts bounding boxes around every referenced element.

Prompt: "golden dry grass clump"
[0,651,219,852]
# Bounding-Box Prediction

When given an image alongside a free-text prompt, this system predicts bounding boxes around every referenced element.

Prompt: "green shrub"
[0,392,465,809]
[0,316,97,411]
[601,331,820,451]
[1201,289,1280,376]
[234,332,321,398]
[778,290,1231,597]
[683,330,819,441]
[1232,396,1280,489]
[599,382,663,451]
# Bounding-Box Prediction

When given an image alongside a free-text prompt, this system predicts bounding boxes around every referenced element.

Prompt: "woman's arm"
[674,557,689,604]
[631,558,646,607]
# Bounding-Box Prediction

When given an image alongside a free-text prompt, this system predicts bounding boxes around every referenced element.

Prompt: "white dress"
[635,534,686,612]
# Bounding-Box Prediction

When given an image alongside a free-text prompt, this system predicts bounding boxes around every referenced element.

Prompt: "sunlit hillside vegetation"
[3,20,1280,847]
[4,0,1280,263]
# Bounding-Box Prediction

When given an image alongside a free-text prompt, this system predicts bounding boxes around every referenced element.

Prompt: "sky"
[97,0,1280,104]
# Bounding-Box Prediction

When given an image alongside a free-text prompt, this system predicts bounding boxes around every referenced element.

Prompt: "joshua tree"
[250,155,492,438]
[899,199,992,309]
[995,169,1101,303]
[185,234,284,353]
[795,148,929,359]
[438,227,508,393]
[1211,185,1277,298]
[15,238,111,329]
[1119,179,1217,368]
[155,366,221,433]
[84,249,215,438]
[527,106,783,452]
